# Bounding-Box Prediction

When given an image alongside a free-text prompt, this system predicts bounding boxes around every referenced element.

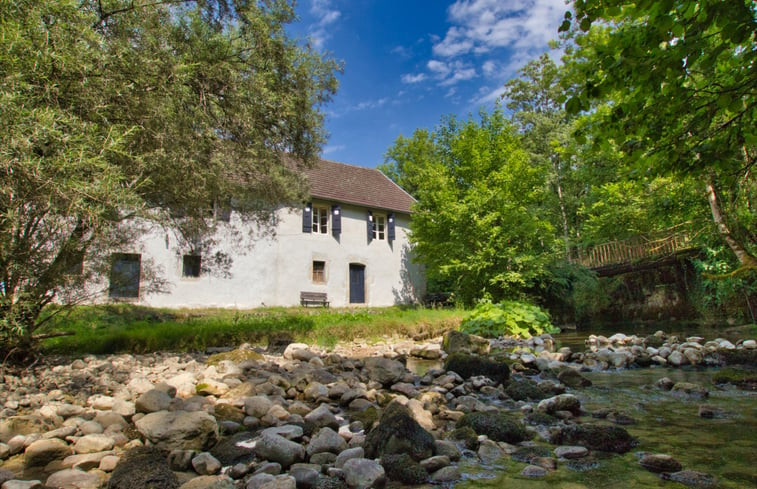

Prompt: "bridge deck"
[572,233,695,274]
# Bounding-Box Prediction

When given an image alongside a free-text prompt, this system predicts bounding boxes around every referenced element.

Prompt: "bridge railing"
[571,233,692,269]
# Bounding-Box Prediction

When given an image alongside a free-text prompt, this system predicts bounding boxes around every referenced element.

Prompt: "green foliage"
[383,108,558,305]
[692,247,757,322]
[0,0,340,356]
[563,0,756,267]
[460,300,558,339]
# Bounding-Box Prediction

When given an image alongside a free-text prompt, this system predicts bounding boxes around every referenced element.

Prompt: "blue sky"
[290,0,568,168]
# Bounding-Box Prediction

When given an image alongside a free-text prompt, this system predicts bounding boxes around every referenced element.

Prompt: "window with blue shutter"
[302,203,312,233]
[367,211,374,242]
[388,213,396,242]
[331,205,341,237]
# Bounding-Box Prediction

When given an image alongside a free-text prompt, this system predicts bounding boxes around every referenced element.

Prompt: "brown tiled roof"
[302,158,415,214]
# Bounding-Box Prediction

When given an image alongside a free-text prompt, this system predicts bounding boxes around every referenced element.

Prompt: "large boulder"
[444,353,509,385]
[557,369,592,388]
[209,432,256,466]
[253,431,305,468]
[537,394,582,415]
[363,357,406,386]
[442,331,490,355]
[343,458,386,489]
[24,438,72,468]
[135,410,218,451]
[550,424,637,454]
[108,447,179,489]
[639,453,683,473]
[380,453,427,484]
[306,427,346,457]
[364,402,434,461]
[456,411,530,444]
[46,469,102,489]
[505,378,550,401]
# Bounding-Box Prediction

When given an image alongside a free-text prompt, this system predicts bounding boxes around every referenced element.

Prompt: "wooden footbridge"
[572,233,698,276]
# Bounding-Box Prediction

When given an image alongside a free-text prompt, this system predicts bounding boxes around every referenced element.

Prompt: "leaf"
[565,96,582,114]
[559,20,572,33]
[580,17,592,32]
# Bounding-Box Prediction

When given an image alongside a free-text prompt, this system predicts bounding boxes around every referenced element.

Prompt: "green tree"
[562,0,756,267]
[1,0,339,357]
[502,53,582,256]
[383,109,557,305]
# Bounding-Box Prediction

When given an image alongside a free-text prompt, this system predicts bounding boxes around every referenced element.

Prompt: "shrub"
[460,300,559,338]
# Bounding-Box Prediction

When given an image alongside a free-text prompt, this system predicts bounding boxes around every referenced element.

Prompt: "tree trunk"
[553,158,571,257]
[705,175,757,267]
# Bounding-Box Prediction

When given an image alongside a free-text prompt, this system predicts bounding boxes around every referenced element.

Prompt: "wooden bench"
[300,291,329,307]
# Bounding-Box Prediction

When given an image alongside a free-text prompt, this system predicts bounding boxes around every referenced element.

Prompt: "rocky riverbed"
[0,330,755,489]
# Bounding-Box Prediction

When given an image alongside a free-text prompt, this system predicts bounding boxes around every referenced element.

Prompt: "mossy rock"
[525,411,560,427]
[209,432,256,466]
[444,353,510,385]
[505,378,550,401]
[206,348,264,366]
[718,348,757,367]
[712,368,757,390]
[108,447,179,489]
[213,404,246,423]
[351,407,380,432]
[381,453,428,484]
[557,369,592,388]
[550,423,637,454]
[456,411,530,444]
[511,445,553,463]
[364,402,435,461]
[644,335,664,348]
[446,426,479,450]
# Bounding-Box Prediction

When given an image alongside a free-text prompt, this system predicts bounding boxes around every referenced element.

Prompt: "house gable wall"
[113,202,424,308]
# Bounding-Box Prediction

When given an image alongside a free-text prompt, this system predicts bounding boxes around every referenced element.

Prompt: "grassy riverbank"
[37,305,465,355]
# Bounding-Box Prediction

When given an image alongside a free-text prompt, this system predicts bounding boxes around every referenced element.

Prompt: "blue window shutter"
[303,203,312,233]
[332,205,341,236]
[388,213,396,242]
[367,211,374,242]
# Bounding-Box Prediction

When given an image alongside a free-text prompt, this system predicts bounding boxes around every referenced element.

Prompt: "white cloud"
[392,45,412,58]
[434,0,565,58]
[354,97,389,111]
[323,144,345,155]
[482,60,497,76]
[426,59,477,86]
[308,0,342,50]
[401,73,427,84]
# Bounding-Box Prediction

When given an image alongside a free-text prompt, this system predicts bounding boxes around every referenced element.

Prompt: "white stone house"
[103,159,425,308]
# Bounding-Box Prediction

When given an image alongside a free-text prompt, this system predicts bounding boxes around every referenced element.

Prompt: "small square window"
[312,261,325,283]
[312,207,329,234]
[183,255,202,278]
[109,253,141,298]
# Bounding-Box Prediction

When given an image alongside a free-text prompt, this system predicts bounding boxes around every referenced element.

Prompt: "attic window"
[182,255,201,278]
[312,206,329,234]
[372,215,386,240]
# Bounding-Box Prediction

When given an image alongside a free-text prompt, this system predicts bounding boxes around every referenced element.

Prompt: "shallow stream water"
[454,367,757,488]
[449,323,757,489]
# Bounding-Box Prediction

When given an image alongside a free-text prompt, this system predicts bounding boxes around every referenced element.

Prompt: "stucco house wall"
[96,159,425,308]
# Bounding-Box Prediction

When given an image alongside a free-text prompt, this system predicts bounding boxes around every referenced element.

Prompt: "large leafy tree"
[1,0,339,356]
[381,109,557,305]
[502,53,583,256]
[562,0,756,267]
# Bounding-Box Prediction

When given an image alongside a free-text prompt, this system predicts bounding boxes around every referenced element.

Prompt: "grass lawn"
[37,305,465,355]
